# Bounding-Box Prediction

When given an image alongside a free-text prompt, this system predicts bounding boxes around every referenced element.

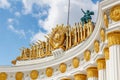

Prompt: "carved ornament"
[16,72,24,80]
[74,74,86,80]
[103,47,109,60]
[94,40,100,53]
[30,70,39,79]
[87,67,98,78]
[0,72,7,80]
[59,63,67,73]
[46,67,53,77]
[84,50,91,61]
[72,57,79,68]
[110,5,120,21]
[107,30,120,46]
[100,28,105,42]
[49,25,67,49]
[97,58,106,70]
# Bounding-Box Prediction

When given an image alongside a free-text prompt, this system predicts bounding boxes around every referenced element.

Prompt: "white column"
[88,77,98,80]
[87,67,98,80]
[109,45,120,80]
[97,58,106,80]
[107,31,120,80]
[104,47,109,80]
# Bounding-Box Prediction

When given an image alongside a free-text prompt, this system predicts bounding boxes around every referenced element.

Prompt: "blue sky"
[0,0,99,66]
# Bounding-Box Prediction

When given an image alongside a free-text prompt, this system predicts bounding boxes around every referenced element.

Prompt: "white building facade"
[0,0,120,80]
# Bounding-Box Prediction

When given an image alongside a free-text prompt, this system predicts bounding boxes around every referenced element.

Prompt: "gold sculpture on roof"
[110,5,120,21]
[49,25,67,49]
[11,19,95,64]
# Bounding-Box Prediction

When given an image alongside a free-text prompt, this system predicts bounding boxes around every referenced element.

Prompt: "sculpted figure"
[81,9,94,25]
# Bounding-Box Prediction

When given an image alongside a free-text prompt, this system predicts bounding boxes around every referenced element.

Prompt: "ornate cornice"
[74,74,86,80]
[97,58,106,70]
[107,30,120,46]
[87,67,98,78]
[103,47,109,60]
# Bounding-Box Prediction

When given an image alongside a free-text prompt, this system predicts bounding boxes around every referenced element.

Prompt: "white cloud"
[22,0,50,14]
[8,18,14,23]
[30,31,46,43]
[25,0,99,42]
[32,10,48,19]
[8,25,26,38]
[0,0,10,9]
[15,12,21,17]
[42,0,99,32]
[7,18,19,25]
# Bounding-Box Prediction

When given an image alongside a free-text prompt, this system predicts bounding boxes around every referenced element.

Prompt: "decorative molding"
[110,5,120,21]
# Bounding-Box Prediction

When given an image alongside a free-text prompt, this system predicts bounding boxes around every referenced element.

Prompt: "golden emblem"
[16,72,24,80]
[49,25,67,49]
[30,70,39,79]
[100,28,105,42]
[0,72,7,80]
[84,50,91,61]
[110,5,120,21]
[104,47,109,60]
[94,40,100,53]
[59,63,67,73]
[72,57,79,68]
[103,13,109,28]
[46,67,53,77]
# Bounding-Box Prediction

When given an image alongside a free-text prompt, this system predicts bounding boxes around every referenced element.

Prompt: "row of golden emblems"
[110,5,120,21]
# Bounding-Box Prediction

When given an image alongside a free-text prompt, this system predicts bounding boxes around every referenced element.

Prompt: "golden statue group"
[11,8,95,65]
[12,20,94,65]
